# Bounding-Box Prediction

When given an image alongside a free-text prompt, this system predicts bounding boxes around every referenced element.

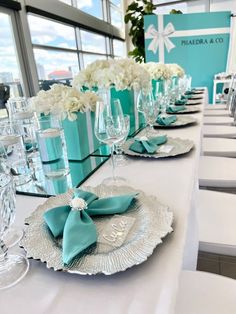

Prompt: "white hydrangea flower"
[70,197,88,211]
[166,63,185,78]
[72,58,152,93]
[143,62,172,80]
[30,84,100,121]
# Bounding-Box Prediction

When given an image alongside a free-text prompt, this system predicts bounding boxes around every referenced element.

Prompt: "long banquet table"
[0,92,207,314]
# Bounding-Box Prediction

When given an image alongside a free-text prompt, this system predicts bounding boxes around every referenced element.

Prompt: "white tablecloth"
[0,93,206,314]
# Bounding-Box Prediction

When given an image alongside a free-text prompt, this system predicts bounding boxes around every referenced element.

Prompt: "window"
[0,11,24,97]
[0,1,126,96]
[27,12,124,89]
[28,14,79,89]
[153,2,187,14]
[28,15,76,49]
[110,1,123,28]
[113,39,125,57]
[76,0,103,20]
[80,30,106,54]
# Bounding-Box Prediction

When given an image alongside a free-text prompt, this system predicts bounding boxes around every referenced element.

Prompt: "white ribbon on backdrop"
[145,15,230,63]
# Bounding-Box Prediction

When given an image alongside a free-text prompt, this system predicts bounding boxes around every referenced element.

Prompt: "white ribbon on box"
[85,110,95,154]
[145,15,230,62]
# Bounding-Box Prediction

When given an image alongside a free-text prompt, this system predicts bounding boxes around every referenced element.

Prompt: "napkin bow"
[129,135,167,154]
[44,189,137,265]
[167,105,186,113]
[156,115,177,126]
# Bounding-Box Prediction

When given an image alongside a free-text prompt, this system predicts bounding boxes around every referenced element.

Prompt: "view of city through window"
[0,12,23,97]
[28,13,125,89]
[0,1,125,95]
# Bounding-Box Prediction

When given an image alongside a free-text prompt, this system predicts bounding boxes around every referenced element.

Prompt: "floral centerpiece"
[72,58,151,134]
[30,84,99,121]
[31,84,100,160]
[143,62,172,97]
[143,62,172,80]
[166,63,185,88]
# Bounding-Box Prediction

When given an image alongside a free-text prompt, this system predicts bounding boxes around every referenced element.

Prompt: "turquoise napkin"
[129,135,167,154]
[156,115,177,126]
[185,90,194,95]
[167,106,186,113]
[44,189,137,265]
[175,99,187,106]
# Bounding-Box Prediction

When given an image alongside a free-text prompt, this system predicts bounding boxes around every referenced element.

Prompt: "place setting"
[154,114,197,128]
[19,93,174,276]
[122,90,195,159]
[0,60,196,285]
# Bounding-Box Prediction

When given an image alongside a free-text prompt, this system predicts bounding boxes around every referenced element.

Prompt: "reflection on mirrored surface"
[16,155,109,197]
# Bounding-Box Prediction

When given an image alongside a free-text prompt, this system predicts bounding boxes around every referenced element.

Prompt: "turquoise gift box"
[144,11,231,102]
[110,87,145,135]
[62,111,99,161]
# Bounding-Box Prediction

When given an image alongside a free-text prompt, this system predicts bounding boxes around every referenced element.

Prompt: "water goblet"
[114,115,130,166]
[94,98,126,184]
[0,121,32,186]
[0,173,29,289]
[137,90,159,136]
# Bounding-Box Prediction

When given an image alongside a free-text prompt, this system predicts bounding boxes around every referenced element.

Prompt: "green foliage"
[170,9,183,14]
[124,0,156,63]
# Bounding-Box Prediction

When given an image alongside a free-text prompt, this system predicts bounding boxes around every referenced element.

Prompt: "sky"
[0,1,124,83]
[0,13,21,79]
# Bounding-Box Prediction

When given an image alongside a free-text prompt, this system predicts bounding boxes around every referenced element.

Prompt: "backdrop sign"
[144,11,231,101]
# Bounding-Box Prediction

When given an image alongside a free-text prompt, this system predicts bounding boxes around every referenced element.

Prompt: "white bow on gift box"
[145,15,230,63]
[145,22,176,54]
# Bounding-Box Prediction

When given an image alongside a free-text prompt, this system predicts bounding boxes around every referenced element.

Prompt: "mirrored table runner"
[16,155,108,198]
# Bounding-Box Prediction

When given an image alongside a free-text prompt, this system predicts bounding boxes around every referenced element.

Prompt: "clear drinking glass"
[35,115,69,179]
[7,97,30,120]
[94,98,125,182]
[114,115,130,166]
[0,122,32,186]
[137,90,159,135]
[0,173,29,289]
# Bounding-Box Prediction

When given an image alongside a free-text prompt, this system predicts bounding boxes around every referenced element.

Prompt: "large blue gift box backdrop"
[144,11,231,102]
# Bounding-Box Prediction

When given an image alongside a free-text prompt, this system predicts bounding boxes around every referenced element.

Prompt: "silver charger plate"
[123,137,194,158]
[21,184,173,275]
[188,91,204,95]
[154,115,197,128]
[186,100,203,106]
[169,106,201,114]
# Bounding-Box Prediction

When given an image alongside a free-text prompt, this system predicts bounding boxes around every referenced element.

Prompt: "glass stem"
[0,239,8,263]
[110,144,115,180]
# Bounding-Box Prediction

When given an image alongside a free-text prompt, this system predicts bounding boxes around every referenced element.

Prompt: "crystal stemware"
[114,114,130,166]
[94,98,126,183]
[137,90,159,136]
[0,173,29,289]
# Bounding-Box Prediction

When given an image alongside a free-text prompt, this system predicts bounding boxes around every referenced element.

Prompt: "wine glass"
[137,90,159,136]
[0,173,29,289]
[95,98,126,183]
[114,114,130,166]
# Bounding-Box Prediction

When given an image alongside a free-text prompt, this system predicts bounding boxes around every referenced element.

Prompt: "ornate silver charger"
[186,100,203,106]
[21,185,173,275]
[123,137,194,159]
[154,115,197,128]
[169,106,201,114]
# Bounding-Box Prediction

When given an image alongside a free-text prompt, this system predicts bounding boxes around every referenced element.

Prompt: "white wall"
[210,0,236,13]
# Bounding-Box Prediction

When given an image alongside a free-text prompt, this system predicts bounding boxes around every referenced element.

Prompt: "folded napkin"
[181,95,191,100]
[185,90,194,95]
[156,115,177,126]
[175,99,187,106]
[129,135,167,154]
[167,105,186,113]
[44,189,137,265]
